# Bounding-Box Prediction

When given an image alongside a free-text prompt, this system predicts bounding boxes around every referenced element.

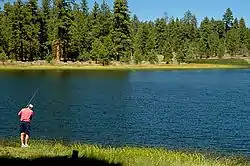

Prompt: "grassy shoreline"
[0,139,249,166]
[0,63,249,71]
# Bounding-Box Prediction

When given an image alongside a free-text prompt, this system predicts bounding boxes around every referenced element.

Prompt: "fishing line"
[27,88,39,106]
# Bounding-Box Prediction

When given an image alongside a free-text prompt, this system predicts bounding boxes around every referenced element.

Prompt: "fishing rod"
[27,88,39,106]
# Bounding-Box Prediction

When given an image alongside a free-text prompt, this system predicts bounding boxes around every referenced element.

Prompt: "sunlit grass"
[0,63,249,71]
[0,138,248,166]
[0,64,248,71]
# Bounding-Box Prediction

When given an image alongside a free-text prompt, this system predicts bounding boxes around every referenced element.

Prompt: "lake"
[0,69,249,157]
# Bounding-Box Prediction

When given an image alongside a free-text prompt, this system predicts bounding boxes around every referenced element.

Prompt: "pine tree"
[103,34,115,62]
[145,21,157,62]
[232,18,239,29]
[130,14,140,60]
[223,8,234,32]
[10,0,26,61]
[91,38,108,64]
[217,39,225,58]
[26,0,40,61]
[226,28,240,57]
[0,3,12,57]
[162,40,173,63]
[208,31,220,57]
[199,17,212,58]
[71,0,91,61]
[39,0,51,59]
[100,0,112,37]
[131,14,140,35]
[90,1,101,39]
[112,0,131,62]
[50,0,73,62]
[80,0,88,16]
[211,19,225,39]
[134,23,148,56]
[155,18,166,55]
[167,18,178,54]
[238,17,248,56]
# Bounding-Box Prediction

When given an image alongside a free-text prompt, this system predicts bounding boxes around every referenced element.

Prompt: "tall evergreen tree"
[223,8,234,32]
[80,0,88,16]
[26,0,40,61]
[134,23,148,58]
[90,1,101,39]
[199,17,212,58]
[112,0,131,62]
[0,3,12,57]
[130,14,140,59]
[226,28,240,56]
[100,0,112,37]
[50,0,73,62]
[211,19,225,39]
[145,21,157,63]
[155,18,167,55]
[181,10,198,44]
[232,18,239,29]
[11,0,27,61]
[238,17,248,56]
[39,0,51,59]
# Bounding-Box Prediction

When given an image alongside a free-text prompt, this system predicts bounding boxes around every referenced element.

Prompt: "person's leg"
[25,134,30,147]
[20,122,26,147]
[20,133,25,147]
[24,122,31,147]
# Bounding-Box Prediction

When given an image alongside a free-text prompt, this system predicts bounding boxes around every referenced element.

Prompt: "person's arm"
[18,110,22,116]
[30,111,34,120]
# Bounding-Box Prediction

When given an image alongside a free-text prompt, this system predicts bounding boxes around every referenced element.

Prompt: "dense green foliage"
[0,1,249,65]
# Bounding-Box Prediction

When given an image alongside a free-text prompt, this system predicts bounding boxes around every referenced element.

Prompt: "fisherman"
[18,104,34,148]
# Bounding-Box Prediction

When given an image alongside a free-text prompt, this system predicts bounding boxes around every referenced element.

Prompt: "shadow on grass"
[0,150,122,166]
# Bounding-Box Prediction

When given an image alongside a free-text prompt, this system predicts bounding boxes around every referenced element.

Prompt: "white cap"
[28,104,33,109]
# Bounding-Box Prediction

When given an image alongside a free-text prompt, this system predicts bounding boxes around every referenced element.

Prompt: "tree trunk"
[53,40,61,63]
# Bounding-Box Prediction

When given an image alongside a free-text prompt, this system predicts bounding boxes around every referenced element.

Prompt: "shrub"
[0,52,7,65]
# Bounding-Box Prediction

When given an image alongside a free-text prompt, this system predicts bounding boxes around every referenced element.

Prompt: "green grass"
[0,138,249,166]
[0,63,249,71]
[189,59,250,66]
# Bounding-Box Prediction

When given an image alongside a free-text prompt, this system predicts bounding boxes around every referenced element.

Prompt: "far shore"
[0,62,249,71]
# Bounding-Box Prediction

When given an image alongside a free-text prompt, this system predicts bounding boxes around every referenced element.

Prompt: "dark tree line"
[0,0,250,64]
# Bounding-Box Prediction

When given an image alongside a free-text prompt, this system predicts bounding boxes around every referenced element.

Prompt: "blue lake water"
[0,69,249,157]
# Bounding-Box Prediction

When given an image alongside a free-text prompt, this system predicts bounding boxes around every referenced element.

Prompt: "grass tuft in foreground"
[0,138,249,166]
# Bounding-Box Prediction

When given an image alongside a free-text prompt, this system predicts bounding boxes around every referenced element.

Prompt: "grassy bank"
[189,58,250,66]
[0,63,249,71]
[0,139,248,166]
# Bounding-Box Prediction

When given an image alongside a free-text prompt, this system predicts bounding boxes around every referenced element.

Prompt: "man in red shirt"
[18,104,34,148]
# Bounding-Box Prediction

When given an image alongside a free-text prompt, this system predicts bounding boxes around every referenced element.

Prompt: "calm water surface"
[0,69,249,157]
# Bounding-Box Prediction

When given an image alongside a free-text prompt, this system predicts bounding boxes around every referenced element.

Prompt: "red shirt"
[18,108,34,122]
